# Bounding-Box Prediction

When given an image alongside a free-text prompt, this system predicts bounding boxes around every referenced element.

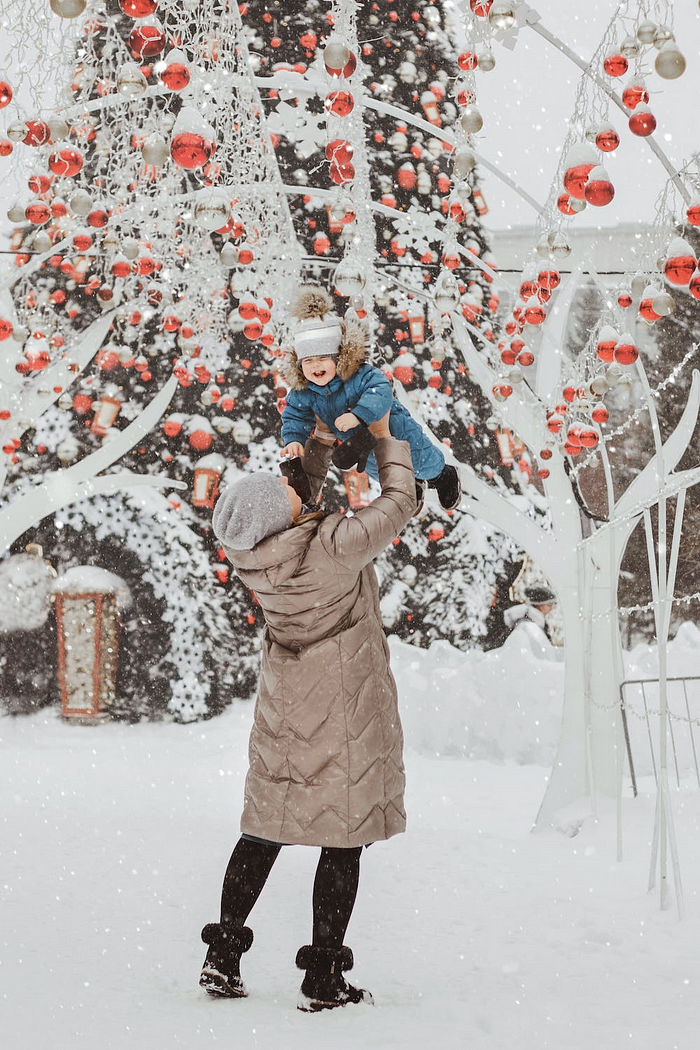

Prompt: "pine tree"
[245,0,522,649]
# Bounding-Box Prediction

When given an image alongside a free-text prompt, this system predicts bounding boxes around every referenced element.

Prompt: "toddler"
[279,286,461,511]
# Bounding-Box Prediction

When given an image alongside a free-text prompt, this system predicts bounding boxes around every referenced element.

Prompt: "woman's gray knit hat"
[212,473,291,550]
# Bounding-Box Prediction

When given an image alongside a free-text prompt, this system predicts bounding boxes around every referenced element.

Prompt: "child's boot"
[199,922,253,998]
[280,456,312,504]
[428,464,461,511]
[296,945,374,1012]
[331,425,377,473]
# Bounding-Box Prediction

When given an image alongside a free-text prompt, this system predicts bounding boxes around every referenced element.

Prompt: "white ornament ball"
[49,0,86,17]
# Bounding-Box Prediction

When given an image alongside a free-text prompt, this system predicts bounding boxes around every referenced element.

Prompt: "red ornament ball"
[0,81,12,108]
[119,0,158,15]
[563,162,594,201]
[329,159,355,185]
[0,139,12,156]
[243,320,263,341]
[189,429,213,451]
[664,255,697,286]
[129,22,166,59]
[629,109,656,137]
[595,126,620,152]
[48,148,84,177]
[23,121,51,147]
[584,176,615,207]
[171,132,214,169]
[592,406,609,424]
[622,83,649,110]
[603,53,628,77]
[325,90,354,117]
[161,63,190,91]
[470,0,492,15]
[25,201,51,225]
[686,203,700,227]
[689,274,700,301]
[325,139,354,165]
[614,340,638,365]
[457,52,478,71]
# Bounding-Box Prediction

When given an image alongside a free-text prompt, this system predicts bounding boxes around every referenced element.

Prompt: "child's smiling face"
[301,356,337,386]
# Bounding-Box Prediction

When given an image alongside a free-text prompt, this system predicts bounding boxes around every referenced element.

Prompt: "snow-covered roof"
[52,566,132,608]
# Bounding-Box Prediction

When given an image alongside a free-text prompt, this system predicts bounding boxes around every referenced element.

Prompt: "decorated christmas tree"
[0,0,524,719]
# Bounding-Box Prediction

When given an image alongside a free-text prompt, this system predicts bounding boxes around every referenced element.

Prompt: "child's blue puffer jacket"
[281,362,445,482]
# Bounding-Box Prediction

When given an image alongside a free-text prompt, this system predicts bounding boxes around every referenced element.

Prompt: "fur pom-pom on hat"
[291,285,336,321]
[291,284,343,361]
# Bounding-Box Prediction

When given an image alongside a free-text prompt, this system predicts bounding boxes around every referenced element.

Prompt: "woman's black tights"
[220,837,362,947]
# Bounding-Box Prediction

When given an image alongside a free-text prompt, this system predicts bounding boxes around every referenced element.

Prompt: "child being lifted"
[279,286,461,511]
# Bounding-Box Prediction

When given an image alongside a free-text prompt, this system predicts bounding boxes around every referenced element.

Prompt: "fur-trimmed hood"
[282,315,367,391]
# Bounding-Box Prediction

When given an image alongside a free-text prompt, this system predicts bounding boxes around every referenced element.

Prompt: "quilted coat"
[220,436,416,848]
[281,323,444,483]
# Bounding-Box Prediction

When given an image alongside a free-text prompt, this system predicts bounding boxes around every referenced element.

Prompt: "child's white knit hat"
[291,285,342,361]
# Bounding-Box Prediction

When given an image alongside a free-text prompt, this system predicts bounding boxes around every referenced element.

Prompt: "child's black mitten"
[280,456,312,505]
[331,424,378,473]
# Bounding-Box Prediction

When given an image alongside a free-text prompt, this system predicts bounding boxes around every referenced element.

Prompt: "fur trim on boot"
[199,923,254,999]
[295,945,374,1013]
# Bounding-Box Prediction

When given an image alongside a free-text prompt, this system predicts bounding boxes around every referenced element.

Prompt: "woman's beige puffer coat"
[221,436,416,848]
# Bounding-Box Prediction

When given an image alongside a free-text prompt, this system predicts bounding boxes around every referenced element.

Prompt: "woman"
[203,413,416,1012]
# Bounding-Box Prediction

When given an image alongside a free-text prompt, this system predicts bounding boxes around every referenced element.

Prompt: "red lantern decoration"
[420,90,442,126]
[90,394,122,436]
[193,455,223,508]
[343,469,370,510]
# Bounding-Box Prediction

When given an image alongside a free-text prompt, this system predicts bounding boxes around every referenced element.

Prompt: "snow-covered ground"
[3,632,700,1050]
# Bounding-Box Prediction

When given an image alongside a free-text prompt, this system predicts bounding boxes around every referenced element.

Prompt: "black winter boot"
[199,923,254,998]
[296,944,374,1012]
[428,463,462,510]
[280,456,312,504]
[331,425,377,473]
